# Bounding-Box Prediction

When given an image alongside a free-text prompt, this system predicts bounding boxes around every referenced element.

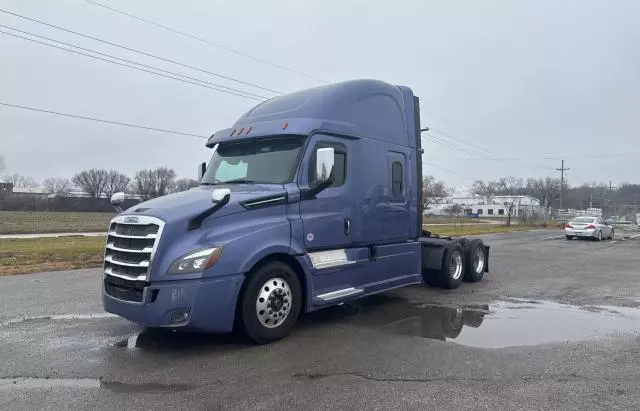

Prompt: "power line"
[423,152,640,161]
[83,0,326,84]
[0,29,264,101]
[422,132,552,171]
[422,161,476,181]
[424,133,483,157]
[0,25,268,100]
[0,8,282,95]
[0,101,208,138]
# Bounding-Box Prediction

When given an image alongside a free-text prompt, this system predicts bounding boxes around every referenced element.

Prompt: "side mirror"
[110,192,125,213]
[198,162,207,181]
[211,188,231,204]
[315,147,335,184]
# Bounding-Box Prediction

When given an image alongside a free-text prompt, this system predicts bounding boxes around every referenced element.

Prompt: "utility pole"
[555,160,570,211]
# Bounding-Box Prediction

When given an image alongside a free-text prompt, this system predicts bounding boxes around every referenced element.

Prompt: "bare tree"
[422,175,448,209]
[525,177,562,225]
[72,169,108,198]
[502,199,521,226]
[495,176,525,196]
[493,176,525,226]
[103,170,131,199]
[1,174,38,188]
[134,169,155,201]
[134,167,177,200]
[155,167,177,197]
[174,178,199,192]
[0,156,4,173]
[471,180,499,204]
[43,177,73,196]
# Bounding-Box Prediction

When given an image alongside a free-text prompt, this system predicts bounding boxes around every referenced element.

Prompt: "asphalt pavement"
[1,229,640,410]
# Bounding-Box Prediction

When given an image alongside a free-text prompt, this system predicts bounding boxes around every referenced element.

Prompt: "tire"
[438,242,465,289]
[462,239,486,282]
[609,230,615,240]
[238,261,302,344]
[566,235,573,240]
[596,231,602,241]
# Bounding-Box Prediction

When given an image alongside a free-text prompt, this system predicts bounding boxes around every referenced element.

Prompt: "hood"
[120,184,287,223]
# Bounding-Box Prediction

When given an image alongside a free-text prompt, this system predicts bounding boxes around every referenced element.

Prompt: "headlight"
[168,247,223,274]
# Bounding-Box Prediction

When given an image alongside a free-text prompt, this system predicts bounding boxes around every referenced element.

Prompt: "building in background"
[426,195,546,222]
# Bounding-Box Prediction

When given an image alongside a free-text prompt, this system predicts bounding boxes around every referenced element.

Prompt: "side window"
[309,143,346,187]
[392,161,403,196]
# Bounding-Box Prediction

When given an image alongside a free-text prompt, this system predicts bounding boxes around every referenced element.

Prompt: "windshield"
[201,136,305,185]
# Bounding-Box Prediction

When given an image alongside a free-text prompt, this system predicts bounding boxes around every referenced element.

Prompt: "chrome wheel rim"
[472,247,485,274]
[256,277,291,328]
[449,250,464,280]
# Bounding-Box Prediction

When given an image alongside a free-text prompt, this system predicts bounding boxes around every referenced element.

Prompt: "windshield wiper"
[214,178,258,185]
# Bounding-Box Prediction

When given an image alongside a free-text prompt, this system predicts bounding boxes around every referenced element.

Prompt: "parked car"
[565,216,614,241]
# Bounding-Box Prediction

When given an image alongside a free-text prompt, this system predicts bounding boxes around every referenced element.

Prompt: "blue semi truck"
[103,79,490,343]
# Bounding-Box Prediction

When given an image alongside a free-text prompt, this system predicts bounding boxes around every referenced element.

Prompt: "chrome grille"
[103,215,165,282]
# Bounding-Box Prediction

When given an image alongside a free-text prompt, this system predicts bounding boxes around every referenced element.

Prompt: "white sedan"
[565,216,614,241]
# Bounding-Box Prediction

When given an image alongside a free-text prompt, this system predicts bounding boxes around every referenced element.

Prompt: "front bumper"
[102,274,245,332]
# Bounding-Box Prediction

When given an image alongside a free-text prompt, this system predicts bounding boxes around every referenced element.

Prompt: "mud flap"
[484,245,490,273]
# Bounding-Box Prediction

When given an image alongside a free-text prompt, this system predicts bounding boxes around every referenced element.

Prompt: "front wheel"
[239,261,302,344]
[609,230,615,240]
[566,235,574,240]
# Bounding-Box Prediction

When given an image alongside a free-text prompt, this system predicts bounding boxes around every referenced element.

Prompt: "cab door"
[297,135,351,251]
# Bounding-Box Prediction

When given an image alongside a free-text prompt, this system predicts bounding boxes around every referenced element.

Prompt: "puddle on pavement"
[329,295,640,349]
[0,378,194,392]
[109,295,640,351]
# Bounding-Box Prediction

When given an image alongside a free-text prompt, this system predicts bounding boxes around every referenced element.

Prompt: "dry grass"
[0,236,106,275]
[425,224,540,237]
[0,222,541,276]
[0,211,113,234]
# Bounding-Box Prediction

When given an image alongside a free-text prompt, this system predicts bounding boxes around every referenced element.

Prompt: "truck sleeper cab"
[102,79,490,343]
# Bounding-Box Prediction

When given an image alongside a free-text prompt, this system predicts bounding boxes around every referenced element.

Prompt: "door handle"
[344,217,351,235]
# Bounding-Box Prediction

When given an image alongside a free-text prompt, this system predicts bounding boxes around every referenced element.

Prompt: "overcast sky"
[1,0,639,190]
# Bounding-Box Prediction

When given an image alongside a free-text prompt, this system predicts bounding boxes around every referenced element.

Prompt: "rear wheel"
[439,243,465,289]
[596,231,602,241]
[239,261,302,344]
[609,229,615,240]
[462,239,486,282]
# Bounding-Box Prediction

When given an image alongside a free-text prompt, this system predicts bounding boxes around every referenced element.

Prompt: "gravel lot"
[1,229,639,410]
